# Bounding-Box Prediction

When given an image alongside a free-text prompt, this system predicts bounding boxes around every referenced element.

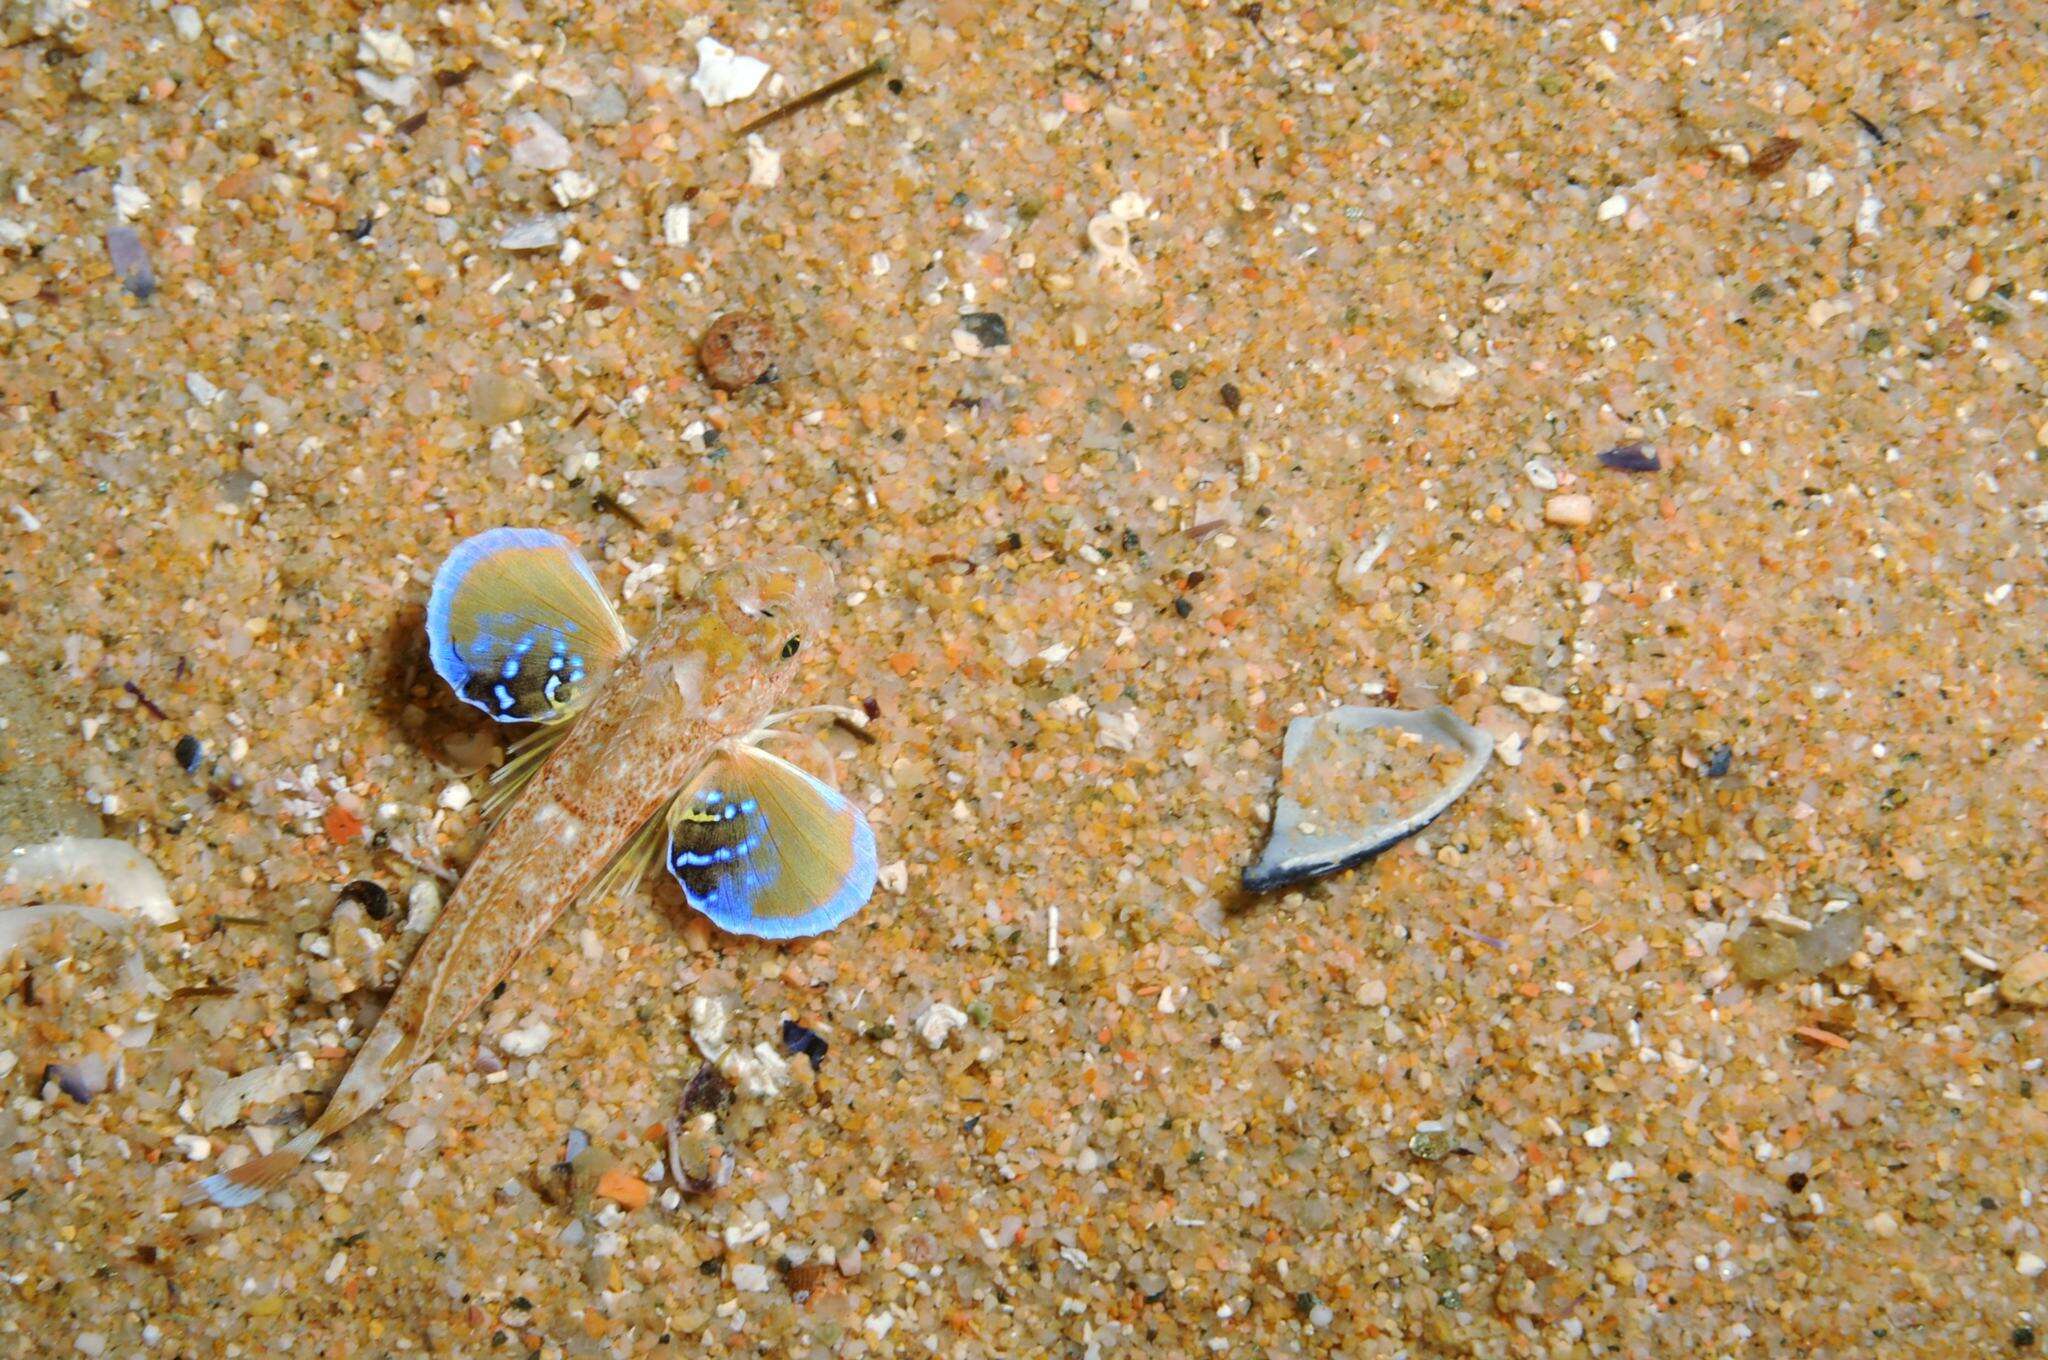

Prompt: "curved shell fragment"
[1242,706,1493,894]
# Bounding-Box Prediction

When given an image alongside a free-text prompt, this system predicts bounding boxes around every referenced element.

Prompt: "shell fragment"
[1242,706,1494,893]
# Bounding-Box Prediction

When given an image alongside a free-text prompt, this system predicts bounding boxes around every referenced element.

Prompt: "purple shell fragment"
[1597,442,1661,473]
[105,225,155,301]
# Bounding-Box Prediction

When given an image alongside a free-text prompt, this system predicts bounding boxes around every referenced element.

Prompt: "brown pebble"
[699,312,776,391]
[2000,952,2048,1008]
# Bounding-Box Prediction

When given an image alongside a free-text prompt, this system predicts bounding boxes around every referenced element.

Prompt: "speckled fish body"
[186,550,835,1207]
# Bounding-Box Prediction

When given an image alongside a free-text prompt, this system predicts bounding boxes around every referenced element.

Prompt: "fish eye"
[780,636,801,659]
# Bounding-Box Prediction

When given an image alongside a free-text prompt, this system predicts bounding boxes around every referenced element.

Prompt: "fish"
[187,530,877,1208]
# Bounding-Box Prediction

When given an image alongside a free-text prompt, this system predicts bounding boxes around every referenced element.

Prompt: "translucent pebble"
[105,226,154,300]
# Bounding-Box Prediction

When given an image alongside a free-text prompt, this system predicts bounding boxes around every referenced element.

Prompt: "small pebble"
[1596,443,1661,473]
[469,373,532,426]
[438,781,474,812]
[956,312,1009,352]
[1704,745,1734,778]
[781,1019,828,1071]
[2017,1251,2047,1279]
[690,37,771,107]
[173,733,203,772]
[105,226,155,301]
[699,313,776,391]
[1731,929,1799,983]
[1398,358,1474,408]
[505,112,572,172]
[1544,493,1595,528]
[913,1002,969,1049]
[498,216,567,252]
[661,205,692,247]
[2000,953,2048,1009]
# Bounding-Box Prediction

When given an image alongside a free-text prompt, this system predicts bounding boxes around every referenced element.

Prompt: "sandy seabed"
[2,1,2046,1356]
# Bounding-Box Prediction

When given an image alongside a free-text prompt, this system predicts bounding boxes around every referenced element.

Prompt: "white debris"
[506,112,573,172]
[1398,358,1476,408]
[313,1169,351,1196]
[1086,212,1142,279]
[913,1002,970,1050]
[1855,193,1882,240]
[1584,1124,1612,1148]
[404,878,441,933]
[173,1134,212,1161]
[1523,458,1560,491]
[1108,191,1150,222]
[731,1263,771,1292]
[1334,530,1394,602]
[185,372,221,406]
[690,37,770,107]
[744,136,782,188]
[551,170,599,207]
[356,24,416,75]
[721,1041,790,1098]
[661,204,693,247]
[355,70,419,107]
[498,215,568,251]
[689,994,730,1060]
[1502,685,1567,715]
[2018,1251,2047,1279]
[1596,193,1629,222]
[1804,167,1835,198]
[2,837,178,949]
[168,5,202,41]
[437,781,473,812]
[877,861,909,894]
[113,184,151,221]
[500,1017,555,1056]
[0,219,31,251]
[1095,706,1143,752]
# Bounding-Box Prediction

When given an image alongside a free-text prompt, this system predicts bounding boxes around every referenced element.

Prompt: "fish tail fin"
[182,1127,323,1209]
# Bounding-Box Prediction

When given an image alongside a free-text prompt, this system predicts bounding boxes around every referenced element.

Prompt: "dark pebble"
[781,1018,829,1070]
[1173,597,1192,619]
[958,312,1008,349]
[173,734,203,773]
[1786,1171,1808,1192]
[338,879,394,920]
[1704,745,1733,778]
[105,226,155,301]
[2017,1326,2037,1350]
[1170,369,1188,391]
[679,1061,734,1121]
[1597,442,1662,473]
[698,312,776,391]
[1219,382,1241,413]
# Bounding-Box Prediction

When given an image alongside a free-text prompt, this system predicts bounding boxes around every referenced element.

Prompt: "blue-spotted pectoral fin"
[664,745,877,940]
[427,528,633,723]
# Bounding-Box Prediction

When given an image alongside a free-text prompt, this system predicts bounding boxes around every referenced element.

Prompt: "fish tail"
[182,1127,323,1209]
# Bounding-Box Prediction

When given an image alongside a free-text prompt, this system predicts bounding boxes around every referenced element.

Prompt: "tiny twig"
[833,715,878,745]
[591,489,646,530]
[123,680,170,721]
[732,58,887,140]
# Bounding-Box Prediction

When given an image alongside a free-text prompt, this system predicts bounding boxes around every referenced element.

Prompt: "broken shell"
[1242,706,1494,894]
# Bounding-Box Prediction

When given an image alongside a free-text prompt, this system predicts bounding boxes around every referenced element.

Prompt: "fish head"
[700,547,836,666]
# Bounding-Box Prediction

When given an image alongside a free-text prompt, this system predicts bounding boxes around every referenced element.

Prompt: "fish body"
[189,547,844,1207]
